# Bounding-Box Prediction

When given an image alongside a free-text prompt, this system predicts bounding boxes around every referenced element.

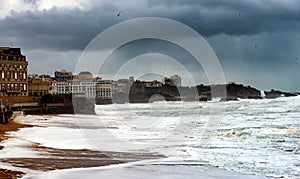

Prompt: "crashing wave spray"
[260,90,266,98]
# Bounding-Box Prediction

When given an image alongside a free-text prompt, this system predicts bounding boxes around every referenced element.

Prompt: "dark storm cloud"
[147,0,300,36]
[0,0,299,91]
[0,5,119,50]
[0,0,300,50]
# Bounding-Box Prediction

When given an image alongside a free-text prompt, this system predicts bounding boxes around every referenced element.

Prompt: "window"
[15,72,18,79]
[23,84,27,91]
[20,84,23,91]
[23,73,26,79]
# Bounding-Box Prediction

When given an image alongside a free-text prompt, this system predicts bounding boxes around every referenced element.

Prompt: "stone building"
[54,69,73,82]
[77,71,93,82]
[28,75,50,96]
[51,71,98,99]
[96,80,113,99]
[0,47,28,98]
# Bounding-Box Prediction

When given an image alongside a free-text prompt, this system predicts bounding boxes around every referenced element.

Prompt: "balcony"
[6,89,21,94]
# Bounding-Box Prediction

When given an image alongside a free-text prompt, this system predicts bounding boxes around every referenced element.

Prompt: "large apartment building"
[51,71,99,99]
[96,80,113,99]
[0,47,28,97]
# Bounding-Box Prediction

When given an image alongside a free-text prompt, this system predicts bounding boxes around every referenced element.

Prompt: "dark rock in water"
[199,95,208,102]
[95,81,296,105]
[265,89,297,99]
[215,83,261,100]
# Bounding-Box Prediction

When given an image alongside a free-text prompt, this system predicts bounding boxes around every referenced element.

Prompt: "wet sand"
[0,120,32,179]
[0,118,163,178]
[0,144,162,172]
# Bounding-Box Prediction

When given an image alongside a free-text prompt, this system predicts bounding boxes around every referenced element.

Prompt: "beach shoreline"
[1,114,278,179]
[0,115,164,178]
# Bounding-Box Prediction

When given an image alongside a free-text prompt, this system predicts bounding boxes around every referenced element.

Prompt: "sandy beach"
[0,117,162,178]
[0,113,275,179]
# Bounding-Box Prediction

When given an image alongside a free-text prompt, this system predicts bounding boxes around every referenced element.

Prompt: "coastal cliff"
[96,82,297,105]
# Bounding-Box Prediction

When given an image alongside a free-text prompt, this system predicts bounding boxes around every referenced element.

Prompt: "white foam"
[260,91,266,98]
[0,137,40,158]
[1,97,299,178]
[258,128,297,135]
[16,126,94,150]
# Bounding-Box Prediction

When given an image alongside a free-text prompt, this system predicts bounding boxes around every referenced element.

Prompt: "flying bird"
[117,11,121,17]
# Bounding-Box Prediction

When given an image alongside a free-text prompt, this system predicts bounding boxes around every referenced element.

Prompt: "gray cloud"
[0,0,299,91]
[0,0,300,50]
[23,0,38,5]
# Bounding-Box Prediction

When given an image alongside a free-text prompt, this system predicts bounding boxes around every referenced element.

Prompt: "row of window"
[28,90,48,96]
[97,88,112,92]
[97,92,112,97]
[0,71,27,80]
[1,64,27,69]
[0,56,26,61]
[54,87,96,91]
[0,83,27,91]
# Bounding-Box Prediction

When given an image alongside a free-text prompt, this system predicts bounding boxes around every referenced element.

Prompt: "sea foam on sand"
[22,159,268,179]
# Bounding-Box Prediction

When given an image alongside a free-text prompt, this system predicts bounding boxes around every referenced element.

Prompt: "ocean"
[0,96,299,178]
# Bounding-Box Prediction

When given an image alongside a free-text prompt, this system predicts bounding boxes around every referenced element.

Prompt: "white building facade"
[96,80,113,99]
[51,81,96,99]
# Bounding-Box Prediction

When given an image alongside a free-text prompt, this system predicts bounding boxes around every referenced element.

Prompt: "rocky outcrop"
[264,89,297,99]
[225,83,262,100]
[96,82,297,105]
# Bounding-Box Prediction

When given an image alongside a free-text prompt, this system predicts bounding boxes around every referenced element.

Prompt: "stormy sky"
[0,0,300,91]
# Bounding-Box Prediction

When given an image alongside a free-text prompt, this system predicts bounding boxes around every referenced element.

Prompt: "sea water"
[90,96,300,178]
[1,96,299,178]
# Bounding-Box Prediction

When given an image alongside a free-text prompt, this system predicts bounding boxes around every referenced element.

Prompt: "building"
[162,75,181,87]
[170,75,181,87]
[54,69,73,82]
[51,81,96,98]
[77,71,93,82]
[0,47,28,97]
[145,80,163,87]
[28,74,51,96]
[50,71,98,99]
[112,78,133,94]
[96,80,113,99]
